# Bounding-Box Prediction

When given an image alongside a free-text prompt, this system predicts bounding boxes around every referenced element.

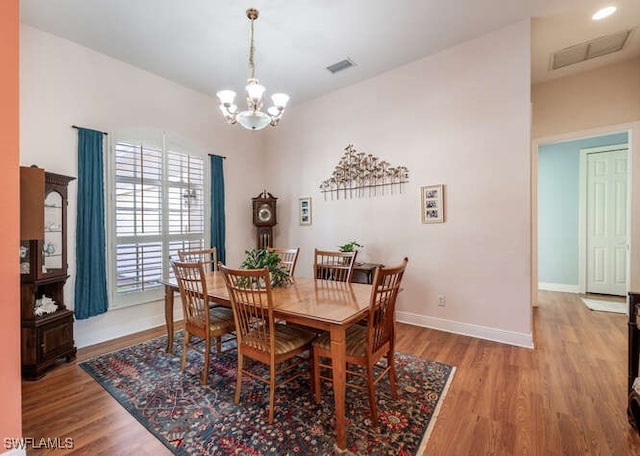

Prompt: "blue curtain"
[75,128,108,319]
[210,155,226,264]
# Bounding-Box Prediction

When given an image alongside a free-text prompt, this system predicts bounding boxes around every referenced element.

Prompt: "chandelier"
[216,8,289,131]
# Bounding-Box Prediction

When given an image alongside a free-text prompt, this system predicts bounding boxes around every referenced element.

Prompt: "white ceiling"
[20,0,640,106]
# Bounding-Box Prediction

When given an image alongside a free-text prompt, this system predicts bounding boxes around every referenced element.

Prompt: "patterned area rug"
[79,333,455,455]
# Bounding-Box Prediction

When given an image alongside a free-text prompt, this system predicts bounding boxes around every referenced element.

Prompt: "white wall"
[20,25,264,347]
[264,21,533,347]
[20,20,534,349]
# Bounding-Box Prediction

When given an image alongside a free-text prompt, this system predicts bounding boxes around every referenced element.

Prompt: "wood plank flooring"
[21,291,640,455]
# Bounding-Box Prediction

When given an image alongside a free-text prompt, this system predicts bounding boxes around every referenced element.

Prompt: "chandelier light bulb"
[216,90,236,106]
[216,8,289,130]
[271,93,290,109]
[246,80,266,105]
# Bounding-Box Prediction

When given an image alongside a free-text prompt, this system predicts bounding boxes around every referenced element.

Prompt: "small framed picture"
[299,197,312,226]
[421,184,444,224]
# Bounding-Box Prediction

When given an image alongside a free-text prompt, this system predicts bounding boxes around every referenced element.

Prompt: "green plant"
[338,241,363,253]
[240,248,291,288]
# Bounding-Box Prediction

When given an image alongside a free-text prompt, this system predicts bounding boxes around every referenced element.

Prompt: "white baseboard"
[538,282,580,293]
[396,311,534,349]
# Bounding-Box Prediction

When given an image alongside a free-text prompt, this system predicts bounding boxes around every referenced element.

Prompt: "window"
[107,131,207,308]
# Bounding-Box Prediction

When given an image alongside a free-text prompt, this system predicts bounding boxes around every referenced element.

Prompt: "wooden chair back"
[219,265,274,354]
[367,257,409,357]
[312,257,409,426]
[172,260,209,330]
[172,260,236,385]
[178,246,218,272]
[313,249,357,282]
[268,247,300,279]
[219,263,315,424]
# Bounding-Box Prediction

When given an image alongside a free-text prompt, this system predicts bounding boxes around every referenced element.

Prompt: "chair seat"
[313,324,368,357]
[244,324,316,355]
[191,307,235,332]
[209,307,235,332]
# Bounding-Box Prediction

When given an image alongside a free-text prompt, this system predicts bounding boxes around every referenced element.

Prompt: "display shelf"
[20,167,76,380]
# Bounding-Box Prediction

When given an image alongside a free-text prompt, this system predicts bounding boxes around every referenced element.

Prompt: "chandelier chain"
[249,17,256,79]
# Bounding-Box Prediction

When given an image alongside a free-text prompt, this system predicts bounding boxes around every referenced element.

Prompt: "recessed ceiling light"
[592,6,617,20]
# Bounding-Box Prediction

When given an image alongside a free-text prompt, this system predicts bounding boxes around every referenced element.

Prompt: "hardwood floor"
[22,291,640,455]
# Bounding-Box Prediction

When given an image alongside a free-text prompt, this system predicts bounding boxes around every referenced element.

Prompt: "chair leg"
[268,362,276,424]
[234,353,243,404]
[308,347,315,396]
[313,348,322,404]
[216,337,222,353]
[388,350,398,399]
[180,331,189,372]
[202,337,211,385]
[366,363,379,427]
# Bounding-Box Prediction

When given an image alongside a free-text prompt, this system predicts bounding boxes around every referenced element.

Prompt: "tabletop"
[164,273,374,326]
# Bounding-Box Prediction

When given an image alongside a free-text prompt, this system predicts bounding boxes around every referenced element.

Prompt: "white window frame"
[106,129,210,309]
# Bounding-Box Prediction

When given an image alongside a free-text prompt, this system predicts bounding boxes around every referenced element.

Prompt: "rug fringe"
[416,365,456,455]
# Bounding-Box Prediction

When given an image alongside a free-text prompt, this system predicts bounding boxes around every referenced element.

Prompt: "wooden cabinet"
[351,263,384,284]
[20,168,76,380]
[628,292,640,430]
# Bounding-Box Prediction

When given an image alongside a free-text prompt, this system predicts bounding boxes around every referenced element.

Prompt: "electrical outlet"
[437,295,446,307]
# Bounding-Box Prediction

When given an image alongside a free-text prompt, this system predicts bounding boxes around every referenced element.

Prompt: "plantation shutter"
[166,146,206,275]
[110,132,206,308]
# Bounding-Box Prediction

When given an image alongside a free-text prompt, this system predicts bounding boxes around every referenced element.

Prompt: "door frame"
[578,143,630,294]
[532,122,635,306]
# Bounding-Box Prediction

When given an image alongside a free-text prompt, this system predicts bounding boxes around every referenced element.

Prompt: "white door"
[586,148,628,296]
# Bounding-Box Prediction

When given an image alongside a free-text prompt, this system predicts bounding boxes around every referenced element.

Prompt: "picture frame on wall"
[299,197,312,226]
[421,184,444,224]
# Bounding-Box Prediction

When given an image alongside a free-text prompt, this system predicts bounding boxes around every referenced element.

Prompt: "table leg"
[330,325,347,450]
[164,284,174,353]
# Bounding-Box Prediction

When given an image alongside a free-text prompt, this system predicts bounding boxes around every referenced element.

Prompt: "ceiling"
[20,0,640,106]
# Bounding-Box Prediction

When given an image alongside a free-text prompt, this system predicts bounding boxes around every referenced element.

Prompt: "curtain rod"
[72,125,108,136]
[207,153,227,159]
[70,127,226,158]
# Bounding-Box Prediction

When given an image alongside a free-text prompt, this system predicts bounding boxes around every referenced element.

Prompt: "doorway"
[537,131,630,296]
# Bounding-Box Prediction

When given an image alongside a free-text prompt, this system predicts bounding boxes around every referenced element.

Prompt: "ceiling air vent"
[326,58,356,74]
[550,29,633,70]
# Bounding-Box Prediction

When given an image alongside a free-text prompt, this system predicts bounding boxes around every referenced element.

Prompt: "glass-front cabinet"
[43,191,64,273]
[21,179,71,281]
[20,168,76,380]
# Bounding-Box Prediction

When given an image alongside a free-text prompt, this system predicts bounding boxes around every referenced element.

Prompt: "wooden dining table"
[162,272,373,451]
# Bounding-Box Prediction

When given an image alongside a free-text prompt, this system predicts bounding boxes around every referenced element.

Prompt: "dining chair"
[312,257,409,427]
[178,246,218,272]
[172,260,236,385]
[267,247,300,280]
[313,249,358,282]
[219,264,316,424]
